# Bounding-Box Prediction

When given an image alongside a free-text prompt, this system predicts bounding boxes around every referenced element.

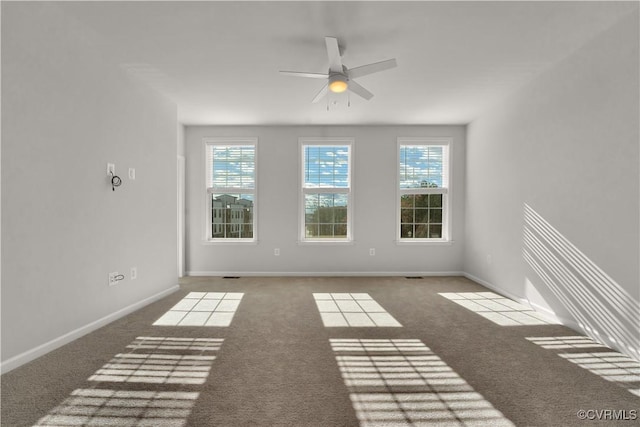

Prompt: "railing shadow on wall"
[522,203,639,361]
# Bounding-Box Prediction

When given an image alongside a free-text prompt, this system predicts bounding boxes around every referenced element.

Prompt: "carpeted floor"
[2,276,638,426]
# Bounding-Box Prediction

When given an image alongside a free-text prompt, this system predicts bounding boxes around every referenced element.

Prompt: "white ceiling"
[58,1,637,125]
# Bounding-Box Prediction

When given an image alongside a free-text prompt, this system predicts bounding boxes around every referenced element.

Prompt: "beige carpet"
[2,276,638,426]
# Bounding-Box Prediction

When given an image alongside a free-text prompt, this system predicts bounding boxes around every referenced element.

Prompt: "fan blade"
[325,37,343,73]
[348,80,374,100]
[280,71,328,79]
[347,58,397,79]
[312,84,329,103]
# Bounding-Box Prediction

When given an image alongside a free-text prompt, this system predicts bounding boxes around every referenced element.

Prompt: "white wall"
[1,3,178,370]
[186,125,465,275]
[465,11,639,359]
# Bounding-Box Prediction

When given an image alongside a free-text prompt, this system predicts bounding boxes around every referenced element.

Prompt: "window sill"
[203,239,258,245]
[395,239,453,246]
[297,239,354,246]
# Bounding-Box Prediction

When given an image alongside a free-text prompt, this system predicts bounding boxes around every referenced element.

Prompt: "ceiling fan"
[280,36,397,103]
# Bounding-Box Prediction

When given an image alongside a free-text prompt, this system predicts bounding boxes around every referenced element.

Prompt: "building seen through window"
[211,194,253,239]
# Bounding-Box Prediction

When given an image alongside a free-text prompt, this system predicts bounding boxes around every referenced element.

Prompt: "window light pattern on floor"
[525,335,610,350]
[153,292,244,326]
[33,389,198,427]
[313,293,401,327]
[35,336,220,426]
[88,336,221,385]
[527,336,640,397]
[559,352,640,397]
[127,336,224,352]
[331,339,514,426]
[89,353,216,385]
[439,292,557,326]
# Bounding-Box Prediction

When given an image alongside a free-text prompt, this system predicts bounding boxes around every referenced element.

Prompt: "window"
[300,138,353,242]
[398,138,450,242]
[205,138,256,241]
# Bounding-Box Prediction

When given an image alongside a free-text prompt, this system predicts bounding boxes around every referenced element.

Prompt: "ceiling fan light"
[328,74,348,93]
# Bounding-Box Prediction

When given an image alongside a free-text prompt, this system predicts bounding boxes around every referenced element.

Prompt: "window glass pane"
[415,209,429,223]
[400,209,414,224]
[400,224,414,238]
[429,224,442,239]
[399,145,443,189]
[400,195,444,240]
[304,193,348,239]
[429,194,442,208]
[400,194,415,208]
[211,145,255,189]
[414,224,429,239]
[304,145,349,188]
[415,194,429,208]
[211,194,253,239]
[429,208,442,223]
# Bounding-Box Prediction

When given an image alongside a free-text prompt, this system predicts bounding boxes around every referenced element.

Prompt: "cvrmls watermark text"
[577,409,637,421]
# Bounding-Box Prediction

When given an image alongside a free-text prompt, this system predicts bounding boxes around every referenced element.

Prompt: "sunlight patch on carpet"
[439,291,557,326]
[313,293,402,327]
[127,336,224,352]
[527,336,640,396]
[525,335,609,350]
[330,338,514,426]
[33,389,199,427]
[89,336,221,385]
[89,354,216,384]
[36,336,223,426]
[153,292,244,326]
[559,352,640,396]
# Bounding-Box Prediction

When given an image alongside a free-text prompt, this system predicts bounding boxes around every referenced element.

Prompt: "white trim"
[187,271,464,277]
[0,285,179,374]
[177,155,185,278]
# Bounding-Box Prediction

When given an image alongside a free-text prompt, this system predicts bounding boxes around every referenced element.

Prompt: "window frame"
[203,137,258,244]
[396,137,451,244]
[298,137,354,244]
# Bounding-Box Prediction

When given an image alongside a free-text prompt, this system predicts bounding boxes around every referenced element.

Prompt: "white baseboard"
[187,270,465,277]
[1,285,179,374]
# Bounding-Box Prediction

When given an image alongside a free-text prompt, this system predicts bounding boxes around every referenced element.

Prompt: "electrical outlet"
[107,163,115,176]
[129,168,136,180]
[108,272,120,286]
[274,248,280,256]
[369,248,376,256]
[130,267,137,280]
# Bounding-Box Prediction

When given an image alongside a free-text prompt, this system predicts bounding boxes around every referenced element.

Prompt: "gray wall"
[464,12,639,359]
[186,125,466,275]
[1,3,178,369]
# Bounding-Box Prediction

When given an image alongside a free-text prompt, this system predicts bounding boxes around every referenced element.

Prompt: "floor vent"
[405,276,423,279]
[222,276,240,279]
